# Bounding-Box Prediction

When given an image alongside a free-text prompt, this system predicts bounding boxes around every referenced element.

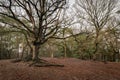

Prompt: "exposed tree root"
[29,58,64,67]
[11,58,22,63]
[29,62,64,67]
[11,58,64,67]
[38,58,48,63]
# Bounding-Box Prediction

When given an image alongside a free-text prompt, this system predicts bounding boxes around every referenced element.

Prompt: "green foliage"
[72,53,80,58]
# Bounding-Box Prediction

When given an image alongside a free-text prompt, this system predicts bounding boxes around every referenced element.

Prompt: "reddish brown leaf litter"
[0,58,120,80]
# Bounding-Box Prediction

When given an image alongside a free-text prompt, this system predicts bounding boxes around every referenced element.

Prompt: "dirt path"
[0,58,120,80]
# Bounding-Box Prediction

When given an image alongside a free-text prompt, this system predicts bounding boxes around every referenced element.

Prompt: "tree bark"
[93,31,99,60]
[32,44,40,62]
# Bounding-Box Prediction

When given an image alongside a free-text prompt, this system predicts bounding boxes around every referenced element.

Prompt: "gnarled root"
[29,58,64,67]
[11,58,22,63]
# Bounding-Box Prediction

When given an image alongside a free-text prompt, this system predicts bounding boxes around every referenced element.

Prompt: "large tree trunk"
[32,44,40,62]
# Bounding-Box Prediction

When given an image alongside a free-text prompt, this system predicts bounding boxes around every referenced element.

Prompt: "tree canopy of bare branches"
[0,0,66,61]
[74,0,117,55]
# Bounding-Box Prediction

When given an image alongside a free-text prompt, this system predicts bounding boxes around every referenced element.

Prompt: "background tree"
[0,25,27,59]
[74,0,117,60]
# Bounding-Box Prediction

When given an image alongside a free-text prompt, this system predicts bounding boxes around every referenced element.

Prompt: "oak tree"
[0,0,66,62]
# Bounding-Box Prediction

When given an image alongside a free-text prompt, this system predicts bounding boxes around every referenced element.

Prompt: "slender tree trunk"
[51,52,54,58]
[93,31,99,60]
[63,40,67,58]
[64,45,67,58]
[94,31,99,54]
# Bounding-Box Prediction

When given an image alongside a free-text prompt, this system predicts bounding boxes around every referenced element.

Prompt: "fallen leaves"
[0,58,120,80]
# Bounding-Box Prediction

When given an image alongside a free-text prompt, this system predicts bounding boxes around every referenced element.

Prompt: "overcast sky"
[69,0,75,7]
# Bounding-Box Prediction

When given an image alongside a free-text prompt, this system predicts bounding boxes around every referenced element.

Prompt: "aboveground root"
[11,58,64,67]
[29,58,64,67]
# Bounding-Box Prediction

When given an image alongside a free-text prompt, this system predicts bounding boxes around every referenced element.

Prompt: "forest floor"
[0,58,120,80]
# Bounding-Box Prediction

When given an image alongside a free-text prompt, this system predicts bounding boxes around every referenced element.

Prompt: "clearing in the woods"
[0,58,120,80]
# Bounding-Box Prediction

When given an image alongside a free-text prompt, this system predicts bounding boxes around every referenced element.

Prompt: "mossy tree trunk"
[32,44,40,62]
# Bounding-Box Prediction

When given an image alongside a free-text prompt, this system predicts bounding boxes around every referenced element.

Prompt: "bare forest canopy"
[0,0,120,62]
